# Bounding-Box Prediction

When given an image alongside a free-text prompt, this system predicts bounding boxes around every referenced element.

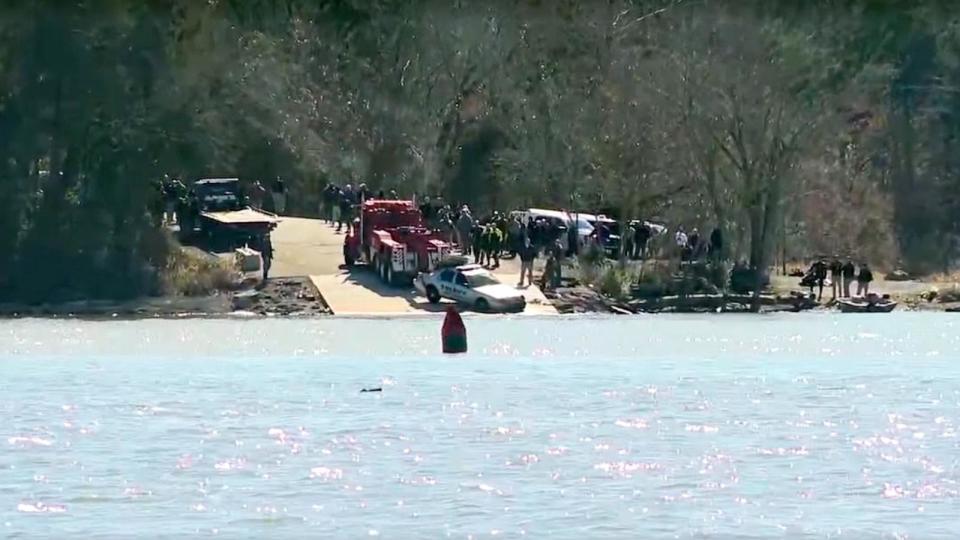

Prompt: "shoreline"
[0,276,331,320]
[1,286,956,320]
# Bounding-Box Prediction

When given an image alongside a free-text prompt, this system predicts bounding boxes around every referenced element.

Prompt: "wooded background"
[1,1,958,302]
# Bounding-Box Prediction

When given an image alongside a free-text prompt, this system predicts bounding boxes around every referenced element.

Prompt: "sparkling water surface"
[1,314,959,538]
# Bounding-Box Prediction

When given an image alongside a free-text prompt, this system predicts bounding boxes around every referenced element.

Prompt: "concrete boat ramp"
[270,217,557,316]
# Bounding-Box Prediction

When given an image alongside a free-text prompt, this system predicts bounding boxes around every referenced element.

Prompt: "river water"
[1,314,958,538]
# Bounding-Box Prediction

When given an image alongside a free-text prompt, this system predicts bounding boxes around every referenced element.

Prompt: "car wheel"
[426,285,441,304]
[475,298,490,313]
[343,246,355,267]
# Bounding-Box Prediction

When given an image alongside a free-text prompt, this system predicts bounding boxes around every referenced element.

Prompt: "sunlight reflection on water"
[0,314,958,538]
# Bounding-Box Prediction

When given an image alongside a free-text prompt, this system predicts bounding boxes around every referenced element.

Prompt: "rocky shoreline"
[0,277,956,319]
[546,286,821,314]
[231,277,332,316]
[0,277,330,319]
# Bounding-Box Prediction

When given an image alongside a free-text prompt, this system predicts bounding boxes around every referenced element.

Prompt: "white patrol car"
[415,264,527,313]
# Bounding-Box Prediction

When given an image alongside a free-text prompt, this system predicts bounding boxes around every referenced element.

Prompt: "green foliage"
[597,266,631,301]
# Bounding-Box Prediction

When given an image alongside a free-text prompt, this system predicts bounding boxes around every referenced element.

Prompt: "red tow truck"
[343,199,452,285]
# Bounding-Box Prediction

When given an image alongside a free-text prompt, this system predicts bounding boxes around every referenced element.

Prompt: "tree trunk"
[750,175,785,312]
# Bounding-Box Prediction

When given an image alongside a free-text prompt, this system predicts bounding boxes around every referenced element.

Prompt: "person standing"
[635,221,651,260]
[541,250,561,291]
[829,259,843,299]
[509,215,523,257]
[518,238,536,287]
[812,259,828,300]
[675,226,688,262]
[271,177,287,215]
[329,185,342,225]
[709,227,723,261]
[457,207,475,255]
[247,180,266,210]
[337,184,354,233]
[419,196,434,226]
[688,228,701,260]
[358,183,372,202]
[318,183,330,221]
[482,224,496,267]
[489,224,503,269]
[473,224,485,266]
[162,177,178,225]
[253,233,274,281]
[857,262,873,296]
[841,260,856,297]
[321,184,337,223]
[567,220,579,258]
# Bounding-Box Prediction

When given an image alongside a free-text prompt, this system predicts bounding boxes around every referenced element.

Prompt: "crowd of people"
[316,184,581,289]
[154,176,290,227]
[159,178,890,300]
[802,259,874,300]
[673,225,724,262]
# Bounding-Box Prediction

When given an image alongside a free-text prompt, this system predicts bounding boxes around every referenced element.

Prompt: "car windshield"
[200,185,237,198]
[465,272,499,287]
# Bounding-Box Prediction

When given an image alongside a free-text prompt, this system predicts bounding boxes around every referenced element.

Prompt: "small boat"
[837,294,897,313]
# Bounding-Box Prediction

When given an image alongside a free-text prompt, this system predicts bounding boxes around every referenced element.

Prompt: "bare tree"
[663,7,826,308]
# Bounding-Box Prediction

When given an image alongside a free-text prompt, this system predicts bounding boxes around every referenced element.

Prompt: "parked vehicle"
[576,213,622,257]
[415,264,527,313]
[194,178,245,212]
[179,178,278,250]
[343,199,452,286]
[510,209,594,252]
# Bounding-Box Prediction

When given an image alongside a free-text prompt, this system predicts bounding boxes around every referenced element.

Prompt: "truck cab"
[194,178,244,212]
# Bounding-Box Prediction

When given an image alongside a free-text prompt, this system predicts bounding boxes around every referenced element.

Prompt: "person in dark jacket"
[856,263,874,296]
[805,260,828,300]
[271,177,287,215]
[252,233,274,281]
[633,221,651,260]
[518,238,536,287]
[688,228,701,260]
[709,227,723,261]
[322,184,338,223]
[337,185,355,234]
[841,260,856,297]
[472,225,485,266]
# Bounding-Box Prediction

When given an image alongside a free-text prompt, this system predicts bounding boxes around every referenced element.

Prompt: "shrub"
[576,244,608,285]
[579,241,607,268]
[598,266,630,300]
[160,246,239,296]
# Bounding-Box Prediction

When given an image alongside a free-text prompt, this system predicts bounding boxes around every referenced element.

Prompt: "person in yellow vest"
[486,223,503,269]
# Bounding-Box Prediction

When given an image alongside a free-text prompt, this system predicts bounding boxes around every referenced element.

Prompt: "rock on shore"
[231,277,331,316]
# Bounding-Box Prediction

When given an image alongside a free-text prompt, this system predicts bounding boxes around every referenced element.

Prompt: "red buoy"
[441,306,467,354]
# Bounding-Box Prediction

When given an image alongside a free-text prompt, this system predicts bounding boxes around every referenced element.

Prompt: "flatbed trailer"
[179,207,278,251]
[200,208,278,250]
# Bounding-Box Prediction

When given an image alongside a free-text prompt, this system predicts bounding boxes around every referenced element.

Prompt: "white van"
[511,209,595,252]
